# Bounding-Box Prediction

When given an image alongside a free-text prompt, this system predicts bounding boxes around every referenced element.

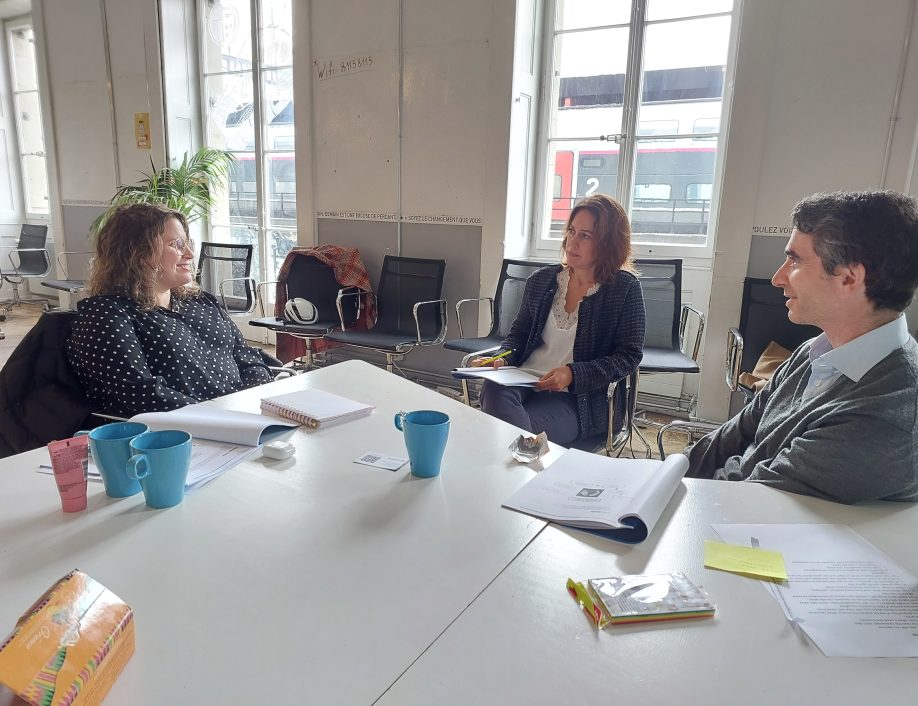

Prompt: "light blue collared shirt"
[803,315,911,399]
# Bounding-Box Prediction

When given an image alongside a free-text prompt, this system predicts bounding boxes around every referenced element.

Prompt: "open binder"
[502,450,689,544]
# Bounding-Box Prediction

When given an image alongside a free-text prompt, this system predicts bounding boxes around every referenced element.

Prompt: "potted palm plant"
[91,147,235,234]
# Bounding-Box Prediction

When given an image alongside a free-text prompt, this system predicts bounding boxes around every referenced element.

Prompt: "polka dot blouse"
[67,292,273,417]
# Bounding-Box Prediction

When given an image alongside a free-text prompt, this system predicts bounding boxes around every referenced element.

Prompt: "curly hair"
[791,190,918,312]
[559,193,635,284]
[87,203,199,309]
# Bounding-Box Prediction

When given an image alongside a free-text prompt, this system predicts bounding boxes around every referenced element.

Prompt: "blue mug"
[126,430,192,509]
[76,422,148,498]
[394,410,450,478]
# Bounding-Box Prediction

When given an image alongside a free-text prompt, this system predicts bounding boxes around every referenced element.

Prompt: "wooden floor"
[0,305,690,460]
[0,304,43,370]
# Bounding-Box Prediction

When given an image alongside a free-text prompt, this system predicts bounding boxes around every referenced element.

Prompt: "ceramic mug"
[394,410,450,478]
[126,430,192,509]
[76,422,148,498]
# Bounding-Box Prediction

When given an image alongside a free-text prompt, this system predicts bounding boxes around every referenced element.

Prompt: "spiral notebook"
[260,388,374,429]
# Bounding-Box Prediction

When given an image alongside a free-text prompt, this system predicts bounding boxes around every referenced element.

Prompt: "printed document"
[451,366,540,387]
[39,439,260,491]
[502,450,688,543]
[132,406,297,446]
[712,523,918,657]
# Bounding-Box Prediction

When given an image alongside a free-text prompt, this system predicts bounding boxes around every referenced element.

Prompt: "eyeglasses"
[168,237,195,253]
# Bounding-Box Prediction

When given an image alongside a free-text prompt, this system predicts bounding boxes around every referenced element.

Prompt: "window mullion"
[250,0,268,285]
[617,0,646,219]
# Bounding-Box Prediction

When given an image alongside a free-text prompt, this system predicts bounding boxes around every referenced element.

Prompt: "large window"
[5,18,49,219]
[199,0,295,287]
[535,0,734,250]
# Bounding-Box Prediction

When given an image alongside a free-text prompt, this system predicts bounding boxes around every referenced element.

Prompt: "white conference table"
[378,478,918,705]
[2,360,917,704]
[0,360,561,705]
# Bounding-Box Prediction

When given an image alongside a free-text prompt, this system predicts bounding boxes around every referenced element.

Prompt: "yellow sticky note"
[703,540,788,581]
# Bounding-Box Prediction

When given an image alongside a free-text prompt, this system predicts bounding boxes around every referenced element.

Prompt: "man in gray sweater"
[688,191,918,504]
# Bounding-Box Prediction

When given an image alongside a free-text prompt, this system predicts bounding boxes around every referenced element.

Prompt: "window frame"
[530,0,740,260]
[4,16,50,223]
[196,0,295,291]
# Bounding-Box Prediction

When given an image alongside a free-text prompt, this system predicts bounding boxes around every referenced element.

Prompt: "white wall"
[302,0,518,368]
[33,0,165,289]
[697,0,918,421]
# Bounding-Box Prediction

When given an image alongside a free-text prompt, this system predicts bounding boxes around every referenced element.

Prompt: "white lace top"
[521,269,600,379]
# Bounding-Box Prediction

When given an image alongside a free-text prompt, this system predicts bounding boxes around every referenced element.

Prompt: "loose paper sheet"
[451,366,539,387]
[40,439,260,491]
[711,523,918,657]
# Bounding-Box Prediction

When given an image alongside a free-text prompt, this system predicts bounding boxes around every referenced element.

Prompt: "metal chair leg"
[460,379,471,406]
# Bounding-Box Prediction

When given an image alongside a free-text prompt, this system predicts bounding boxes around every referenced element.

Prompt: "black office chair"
[444,258,544,405]
[43,250,93,303]
[196,242,257,315]
[325,256,447,373]
[0,224,52,315]
[631,258,704,456]
[655,277,820,460]
[726,277,820,401]
[249,254,363,369]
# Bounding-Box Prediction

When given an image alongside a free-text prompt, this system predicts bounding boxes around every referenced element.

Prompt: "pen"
[476,349,512,366]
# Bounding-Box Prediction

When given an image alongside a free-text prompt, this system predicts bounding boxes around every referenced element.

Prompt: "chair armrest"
[679,304,705,361]
[5,248,52,277]
[605,369,639,456]
[336,288,373,331]
[218,276,258,314]
[412,299,448,346]
[459,344,501,368]
[725,327,745,392]
[256,280,279,318]
[55,250,93,279]
[454,297,494,339]
[656,419,719,460]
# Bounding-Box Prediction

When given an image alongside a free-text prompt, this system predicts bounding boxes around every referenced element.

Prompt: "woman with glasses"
[67,203,272,417]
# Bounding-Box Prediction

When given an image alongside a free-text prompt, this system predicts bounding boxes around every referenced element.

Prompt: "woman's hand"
[536,365,573,392]
[470,357,507,369]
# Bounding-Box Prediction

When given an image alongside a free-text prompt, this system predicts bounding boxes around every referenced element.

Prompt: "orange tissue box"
[0,570,134,706]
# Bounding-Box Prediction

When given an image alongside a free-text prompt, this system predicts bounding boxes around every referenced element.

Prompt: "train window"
[633,184,672,200]
[553,174,562,200]
[687,183,713,201]
[693,118,719,139]
[580,157,604,170]
[638,120,679,137]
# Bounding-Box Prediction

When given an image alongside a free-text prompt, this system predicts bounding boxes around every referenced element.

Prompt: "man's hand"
[536,365,572,391]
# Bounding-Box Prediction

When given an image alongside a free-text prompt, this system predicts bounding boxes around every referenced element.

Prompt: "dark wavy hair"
[560,193,635,284]
[87,203,199,310]
[792,190,918,312]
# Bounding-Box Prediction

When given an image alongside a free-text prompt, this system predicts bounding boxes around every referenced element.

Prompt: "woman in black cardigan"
[476,194,645,444]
